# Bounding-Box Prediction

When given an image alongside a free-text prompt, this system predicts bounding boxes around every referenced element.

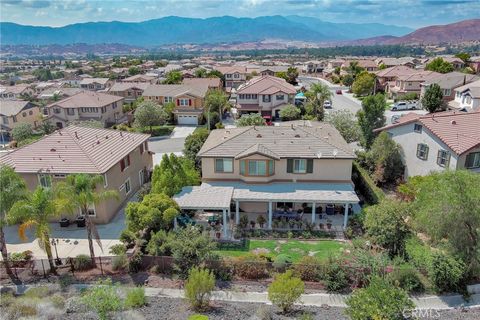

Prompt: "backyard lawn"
[216,239,345,262]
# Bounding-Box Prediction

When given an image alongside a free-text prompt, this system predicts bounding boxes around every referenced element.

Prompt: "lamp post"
[51,238,62,266]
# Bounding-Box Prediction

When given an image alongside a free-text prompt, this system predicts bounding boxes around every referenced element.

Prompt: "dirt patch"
[251,248,270,255]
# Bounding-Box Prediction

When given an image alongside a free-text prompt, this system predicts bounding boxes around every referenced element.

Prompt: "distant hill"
[0,15,413,46]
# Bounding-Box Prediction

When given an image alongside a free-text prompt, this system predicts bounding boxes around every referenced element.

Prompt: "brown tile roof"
[375,65,416,78]
[122,74,156,82]
[376,111,480,155]
[46,91,123,109]
[198,121,355,159]
[0,84,31,95]
[397,71,440,82]
[182,78,222,88]
[108,82,150,92]
[143,84,208,98]
[423,72,479,89]
[79,78,110,85]
[214,66,247,75]
[237,75,296,95]
[0,125,150,174]
[455,79,480,98]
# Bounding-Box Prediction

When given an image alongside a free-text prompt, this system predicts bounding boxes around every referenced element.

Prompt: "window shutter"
[287,159,293,173]
[240,160,245,175]
[306,159,314,173]
[176,99,179,106]
[140,144,144,154]
[268,160,274,176]
[445,152,451,167]
[127,155,131,166]
[120,159,125,172]
[465,153,475,168]
[189,99,192,106]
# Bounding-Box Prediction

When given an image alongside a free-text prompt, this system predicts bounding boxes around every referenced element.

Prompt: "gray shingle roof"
[173,186,234,209]
[198,122,355,159]
[0,100,31,116]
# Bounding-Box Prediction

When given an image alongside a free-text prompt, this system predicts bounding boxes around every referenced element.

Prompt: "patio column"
[222,208,228,238]
[311,203,316,223]
[268,201,273,229]
[343,203,349,228]
[235,200,240,224]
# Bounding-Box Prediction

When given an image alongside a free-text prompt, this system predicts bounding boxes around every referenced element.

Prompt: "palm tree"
[55,174,118,265]
[0,166,28,282]
[8,186,59,273]
[306,82,332,120]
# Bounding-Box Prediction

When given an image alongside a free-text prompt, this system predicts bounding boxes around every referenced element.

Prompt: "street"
[148,126,196,165]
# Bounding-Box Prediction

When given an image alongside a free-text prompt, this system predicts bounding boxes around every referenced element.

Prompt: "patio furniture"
[273,210,299,220]
[75,216,86,228]
[326,204,335,215]
[177,214,196,227]
[59,218,70,228]
[207,215,220,226]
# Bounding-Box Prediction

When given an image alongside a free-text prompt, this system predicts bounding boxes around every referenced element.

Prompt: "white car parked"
[323,100,332,109]
[391,100,418,111]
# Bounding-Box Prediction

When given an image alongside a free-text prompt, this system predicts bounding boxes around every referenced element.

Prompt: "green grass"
[138,125,174,137]
[216,239,345,262]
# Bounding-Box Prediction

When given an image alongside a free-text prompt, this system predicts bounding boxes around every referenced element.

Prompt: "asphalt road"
[298,76,362,115]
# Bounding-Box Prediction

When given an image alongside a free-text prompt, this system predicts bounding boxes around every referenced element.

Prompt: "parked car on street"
[336,89,342,95]
[323,100,332,109]
[391,100,418,111]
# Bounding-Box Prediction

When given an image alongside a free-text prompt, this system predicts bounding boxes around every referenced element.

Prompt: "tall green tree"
[204,89,229,131]
[425,58,454,73]
[365,132,405,184]
[410,170,480,276]
[346,61,364,79]
[133,100,169,133]
[325,110,361,143]
[455,52,470,63]
[352,71,375,96]
[151,154,200,197]
[0,166,28,281]
[305,82,332,121]
[194,68,207,78]
[163,70,183,84]
[55,174,119,265]
[8,187,60,272]
[237,113,266,127]
[286,67,299,85]
[279,104,301,121]
[357,94,386,149]
[128,66,141,76]
[421,83,444,113]
[184,128,210,169]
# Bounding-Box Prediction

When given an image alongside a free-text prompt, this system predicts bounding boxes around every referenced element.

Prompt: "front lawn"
[216,239,345,262]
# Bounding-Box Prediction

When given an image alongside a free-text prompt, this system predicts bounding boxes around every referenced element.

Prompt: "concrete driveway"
[149,125,197,165]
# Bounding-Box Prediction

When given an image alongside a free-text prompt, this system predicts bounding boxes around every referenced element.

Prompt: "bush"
[12,123,33,142]
[139,125,174,137]
[267,270,304,313]
[345,276,414,320]
[111,254,128,271]
[351,161,385,205]
[124,287,147,309]
[233,254,270,280]
[188,315,209,320]
[388,265,424,293]
[279,104,301,121]
[119,229,137,248]
[128,252,143,273]
[82,279,123,320]
[184,267,215,311]
[405,237,433,272]
[272,254,292,272]
[323,260,349,293]
[73,254,92,271]
[109,243,127,255]
[293,256,321,282]
[25,286,50,298]
[428,252,465,293]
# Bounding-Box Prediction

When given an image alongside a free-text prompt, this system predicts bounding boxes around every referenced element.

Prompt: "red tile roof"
[237,75,296,95]
[0,126,150,174]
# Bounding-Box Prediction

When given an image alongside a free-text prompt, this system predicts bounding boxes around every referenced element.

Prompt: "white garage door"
[177,115,198,125]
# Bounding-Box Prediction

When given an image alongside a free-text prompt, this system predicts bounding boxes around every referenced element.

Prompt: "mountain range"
[0,15,413,46]
[1,16,478,48]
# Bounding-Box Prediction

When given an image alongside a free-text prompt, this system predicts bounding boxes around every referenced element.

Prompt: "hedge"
[139,125,174,137]
[352,161,385,205]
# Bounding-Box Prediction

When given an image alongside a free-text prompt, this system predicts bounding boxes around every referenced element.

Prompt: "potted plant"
[239,214,249,230]
[76,216,86,228]
[59,218,70,227]
[256,215,266,228]
[272,219,280,229]
[326,219,332,230]
[250,220,256,229]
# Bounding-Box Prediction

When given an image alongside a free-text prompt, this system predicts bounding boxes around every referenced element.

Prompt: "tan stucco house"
[0,100,41,132]
[0,125,153,223]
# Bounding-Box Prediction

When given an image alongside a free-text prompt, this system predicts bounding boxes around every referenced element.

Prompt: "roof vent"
[451,120,456,125]
[294,134,300,138]
[74,131,79,139]
[50,148,56,152]
[333,149,338,158]
[96,140,100,144]
[105,135,109,139]
[256,134,262,138]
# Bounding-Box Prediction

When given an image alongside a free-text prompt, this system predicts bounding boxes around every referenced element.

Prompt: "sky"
[1,0,479,28]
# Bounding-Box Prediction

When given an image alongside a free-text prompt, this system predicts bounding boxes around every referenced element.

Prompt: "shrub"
[184,267,215,311]
[293,256,321,282]
[188,315,209,320]
[233,254,270,280]
[119,229,137,248]
[25,286,50,299]
[428,252,465,293]
[345,276,414,320]
[163,207,179,226]
[109,243,127,255]
[12,123,33,142]
[128,252,143,273]
[111,254,128,271]
[267,270,304,313]
[82,279,123,320]
[388,265,424,293]
[323,259,350,293]
[351,161,385,205]
[73,254,92,271]
[272,254,292,272]
[124,287,147,309]
[405,237,432,272]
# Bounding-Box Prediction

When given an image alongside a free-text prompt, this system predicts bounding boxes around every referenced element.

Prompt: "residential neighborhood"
[0,2,479,320]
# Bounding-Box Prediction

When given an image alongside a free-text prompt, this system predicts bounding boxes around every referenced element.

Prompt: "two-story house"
[374,65,417,93]
[448,79,480,112]
[420,72,479,105]
[215,66,247,91]
[108,82,150,103]
[236,75,297,120]
[0,84,35,100]
[44,91,124,128]
[0,125,153,223]
[142,84,208,125]
[0,100,41,132]
[389,70,440,99]
[375,111,480,178]
[122,74,158,84]
[173,121,359,237]
[79,78,112,91]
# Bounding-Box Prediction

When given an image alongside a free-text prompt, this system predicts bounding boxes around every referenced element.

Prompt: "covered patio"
[173,181,360,239]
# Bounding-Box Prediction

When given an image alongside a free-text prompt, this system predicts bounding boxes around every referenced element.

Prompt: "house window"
[127,91,132,96]
[414,124,422,133]
[444,89,451,96]
[22,112,26,117]
[179,98,189,106]
[437,150,451,167]
[144,141,148,152]
[119,154,131,172]
[466,96,472,104]
[465,152,480,169]
[287,159,313,173]
[38,174,52,188]
[234,73,239,78]
[139,169,145,185]
[262,95,271,102]
[12,115,17,122]
[67,108,75,115]
[252,94,258,99]
[2,117,8,125]
[215,158,233,173]
[276,94,284,101]
[124,178,131,195]
[53,108,61,114]
[416,144,429,160]
[140,143,144,154]
[112,102,117,109]
[103,173,108,188]
[53,174,66,178]
[164,96,173,103]
[240,159,274,176]
[101,106,106,113]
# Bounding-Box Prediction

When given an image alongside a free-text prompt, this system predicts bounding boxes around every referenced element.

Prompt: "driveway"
[149,125,196,165]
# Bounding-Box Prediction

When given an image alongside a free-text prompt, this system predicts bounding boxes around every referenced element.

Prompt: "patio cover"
[173,186,234,210]
[203,181,360,204]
